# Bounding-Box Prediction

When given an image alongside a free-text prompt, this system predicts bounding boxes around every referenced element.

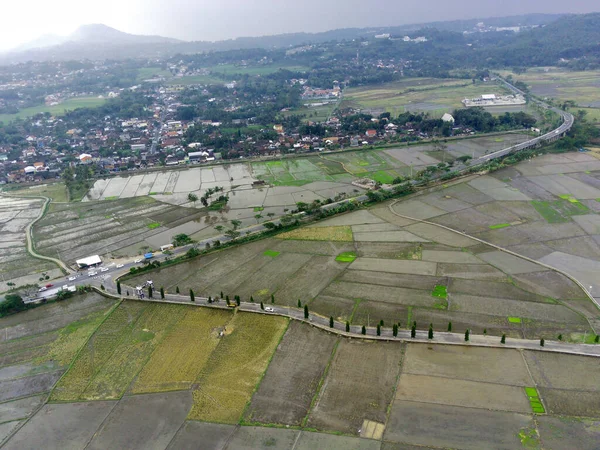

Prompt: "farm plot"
[277,226,353,242]
[0,196,58,291]
[395,374,531,413]
[537,416,600,450]
[0,294,116,405]
[403,344,532,386]
[78,303,188,400]
[2,401,116,450]
[307,340,403,435]
[384,401,534,450]
[86,391,192,450]
[33,196,208,261]
[188,313,288,423]
[50,301,149,401]
[131,308,232,394]
[244,322,338,426]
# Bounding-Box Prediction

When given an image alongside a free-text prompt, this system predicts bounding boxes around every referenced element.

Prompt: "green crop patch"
[335,251,357,263]
[263,250,280,258]
[525,387,545,414]
[432,285,448,299]
[147,222,161,230]
[531,199,589,223]
[489,223,511,230]
[508,317,521,324]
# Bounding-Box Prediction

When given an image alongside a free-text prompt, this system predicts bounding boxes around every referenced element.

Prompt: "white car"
[38,286,47,292]
[68,276,77,281]
[134,258,142,263]
[116,264,124,268]
[88,272,97,277]
[265,307,274,312]
[100,267,109,272]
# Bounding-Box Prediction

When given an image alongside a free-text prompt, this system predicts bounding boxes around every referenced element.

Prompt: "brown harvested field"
[127,238,272,292]
[537,416,600,450]
[2,401,116,450]
[448,278,545,302]
[309,295,356,322]
[270,255,347,306]
[395,374,531,413]
[272,239,355,256]
[322,281,436,308]
[244,322,338,426]
[512,271,588,300]
[307,340,403,435]
[0,293,115,341]
[410,309,518,336]
[403,344,531,386]
[166,421,236,450]
[523,352,600,391]
[450,293,585,323]
[540,388,600,417]
[349,258,437,276]
[403,223,479,247]
[227,252,313,301]
[225,426,299,450]
[294,431,381,450]
[0,395,45,424]
[436,263,507,281]
[384,401,534,450]
[0,370,63,402]
[340,270,445,291]
[86,391,192,450]
[351,301,408,327]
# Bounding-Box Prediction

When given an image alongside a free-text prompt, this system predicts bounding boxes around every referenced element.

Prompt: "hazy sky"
[1,0,598,50]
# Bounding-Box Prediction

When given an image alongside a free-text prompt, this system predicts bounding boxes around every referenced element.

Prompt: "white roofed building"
[442,113,455,123]
[76,255,102,268]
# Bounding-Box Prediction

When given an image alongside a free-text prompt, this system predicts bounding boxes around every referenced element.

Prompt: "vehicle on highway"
[116,264,124,268]
[38,286,47,292]
[134,258,142,263]
[45,283,53,288]
[100,267,109,272]
[265,307,274,312]
[88,271,97,277]
[68,276,77,281]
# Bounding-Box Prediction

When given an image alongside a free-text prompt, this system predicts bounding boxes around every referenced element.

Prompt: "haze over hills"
[11,24,182,52]
[0,12,590,64]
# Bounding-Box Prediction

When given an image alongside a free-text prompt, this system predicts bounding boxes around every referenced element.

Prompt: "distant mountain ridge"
[9,24,181,53]
[0,13,572,64]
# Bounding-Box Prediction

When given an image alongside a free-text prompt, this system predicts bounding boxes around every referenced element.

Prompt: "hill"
[0,13,565,64]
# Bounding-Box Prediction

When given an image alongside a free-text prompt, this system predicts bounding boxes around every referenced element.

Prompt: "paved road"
[114,287,600,358]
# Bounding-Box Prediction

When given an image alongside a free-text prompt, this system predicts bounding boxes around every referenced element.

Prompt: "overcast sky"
[1,0,598,51]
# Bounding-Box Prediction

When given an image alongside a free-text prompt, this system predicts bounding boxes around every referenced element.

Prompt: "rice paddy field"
[0,96,107,125]
[5,148,600,448]
[499,67,600,108]
[31,196,214,263]
[342,78,513,116]
[129,151,600,341]
[3,300,599,448]
[0,196,62,292]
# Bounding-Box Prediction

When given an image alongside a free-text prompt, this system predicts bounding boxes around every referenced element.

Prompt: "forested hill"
[486,13,600,68]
